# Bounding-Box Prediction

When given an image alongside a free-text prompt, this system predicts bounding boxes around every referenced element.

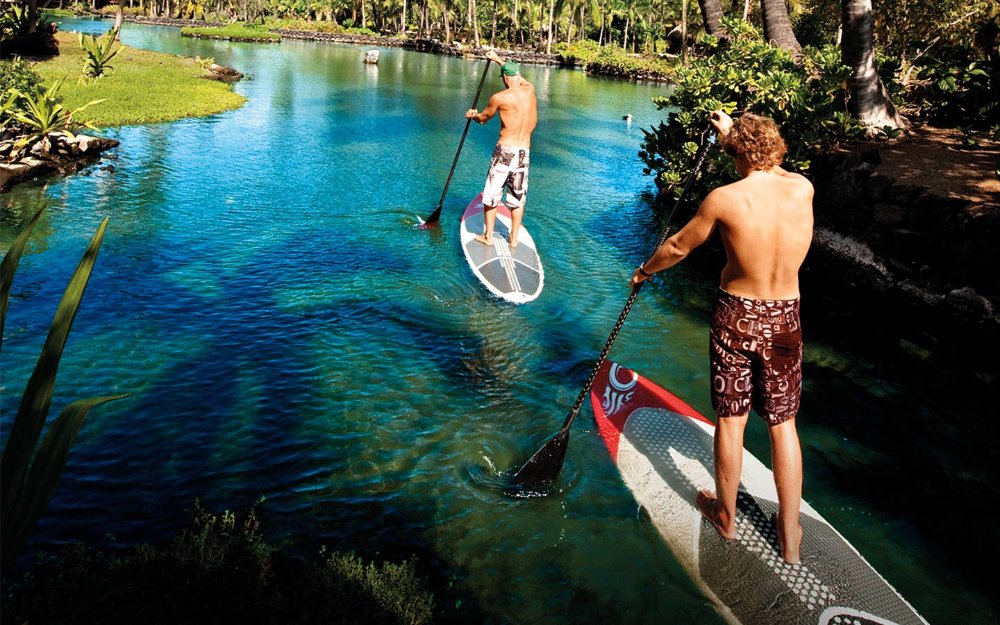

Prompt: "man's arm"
[466,93,501,124]
[485,49,505,65]
[630,191,723,286]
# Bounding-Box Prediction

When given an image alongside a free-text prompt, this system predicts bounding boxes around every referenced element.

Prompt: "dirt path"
[874,125,999,206]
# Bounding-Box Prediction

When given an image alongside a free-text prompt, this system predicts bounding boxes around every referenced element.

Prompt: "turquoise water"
[2,17,996,624]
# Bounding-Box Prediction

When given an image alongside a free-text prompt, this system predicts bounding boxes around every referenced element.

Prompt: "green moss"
[30,31,245,127]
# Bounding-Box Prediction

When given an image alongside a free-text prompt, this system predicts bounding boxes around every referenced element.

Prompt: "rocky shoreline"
[0,133,120,192]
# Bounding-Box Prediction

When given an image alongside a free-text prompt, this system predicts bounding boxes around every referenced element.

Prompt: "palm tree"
[761,0,801,52]
[841,0,905,130]
[696,0,723,37]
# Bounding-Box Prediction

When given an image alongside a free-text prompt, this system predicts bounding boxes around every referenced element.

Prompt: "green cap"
[500,61,521,77]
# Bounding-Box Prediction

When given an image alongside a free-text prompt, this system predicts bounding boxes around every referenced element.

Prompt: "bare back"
[709,167,814,300]
[488,78,538,148]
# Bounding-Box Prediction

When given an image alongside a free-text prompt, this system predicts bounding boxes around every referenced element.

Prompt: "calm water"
[2,17,996,624]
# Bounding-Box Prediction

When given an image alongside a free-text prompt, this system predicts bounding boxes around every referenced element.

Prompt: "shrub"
[0,57,42,95]
[1,500,437,625]
[909,44,998,133]
[0,57,43,133]
[587,45,673,80]
[638,18,864,200]
[557,39,602,65]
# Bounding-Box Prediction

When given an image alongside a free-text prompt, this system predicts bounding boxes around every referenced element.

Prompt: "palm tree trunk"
[696,0,723,37]
[490,0,497,45]
[401,0,407,35]
[680,0,687,64]
[545,0,554,53]
[472,0,481,45]
[841,0,905,130]
[761,0,801,53]
[114,3,123,39]
[444,0,452,42]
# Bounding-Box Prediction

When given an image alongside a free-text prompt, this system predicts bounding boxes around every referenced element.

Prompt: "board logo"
[602,363,638,415]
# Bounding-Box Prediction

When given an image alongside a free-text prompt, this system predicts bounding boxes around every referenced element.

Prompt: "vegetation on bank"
[181,22,281,41]
[637,4,998,201]
[1,501,437,625]
[25,31,245,126]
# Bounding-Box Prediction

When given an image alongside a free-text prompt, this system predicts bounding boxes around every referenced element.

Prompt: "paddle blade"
[418,205,443,229]
[510,428,570,487]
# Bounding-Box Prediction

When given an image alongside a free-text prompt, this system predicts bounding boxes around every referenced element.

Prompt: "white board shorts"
[482,144,530,209]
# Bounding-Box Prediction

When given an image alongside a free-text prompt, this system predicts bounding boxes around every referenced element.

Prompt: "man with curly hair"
[629,110,814,564]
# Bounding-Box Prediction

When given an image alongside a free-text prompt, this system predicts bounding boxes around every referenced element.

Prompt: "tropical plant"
[639,18,863,199]
[79,29,122,79]
[1,3,51,40]
[5,79,103,156]
[0,206,126,579]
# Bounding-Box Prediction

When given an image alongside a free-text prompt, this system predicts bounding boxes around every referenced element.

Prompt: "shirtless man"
[630,111,814,564]
[465,50,538,248]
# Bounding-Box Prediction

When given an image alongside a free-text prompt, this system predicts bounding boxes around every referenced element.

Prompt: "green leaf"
[1,205,46,353]
[0,217,109,530]
[1,394,126,576]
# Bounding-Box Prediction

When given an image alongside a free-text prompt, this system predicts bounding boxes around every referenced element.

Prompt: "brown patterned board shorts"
[710,289,803,425]
[482,144,529,209]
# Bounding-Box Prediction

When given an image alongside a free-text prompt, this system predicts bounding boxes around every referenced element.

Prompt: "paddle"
[419,57,494,229]
[510,126,719,488]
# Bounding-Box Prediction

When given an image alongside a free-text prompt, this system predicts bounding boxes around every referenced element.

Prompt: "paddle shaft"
[556,129,718,432]
[511,127,717,486]
[423,59,493,226]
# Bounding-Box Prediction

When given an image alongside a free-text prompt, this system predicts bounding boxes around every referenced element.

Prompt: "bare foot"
[475,234,493,245]
[696,490,737,540]
[774,514,803,564]
[508,236,519,248]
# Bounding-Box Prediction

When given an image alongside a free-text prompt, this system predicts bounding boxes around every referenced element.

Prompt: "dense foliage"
[0,56,43,106]
[1,501,437,625]
[638,18,863,200]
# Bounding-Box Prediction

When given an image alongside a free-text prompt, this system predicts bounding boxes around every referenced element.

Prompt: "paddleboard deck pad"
[590,361,928,625]
[460,193,543,304]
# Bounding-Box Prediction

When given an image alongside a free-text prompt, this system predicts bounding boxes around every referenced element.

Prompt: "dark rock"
[946,287,994,323]
[864,173,894,203]
[873,202,905,225]
[205,63,244,82]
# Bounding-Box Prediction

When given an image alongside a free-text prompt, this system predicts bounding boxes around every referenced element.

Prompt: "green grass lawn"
[32,31,246,127]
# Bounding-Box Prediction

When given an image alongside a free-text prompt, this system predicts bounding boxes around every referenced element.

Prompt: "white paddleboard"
[590,360,928,625]
[460,193,543,304]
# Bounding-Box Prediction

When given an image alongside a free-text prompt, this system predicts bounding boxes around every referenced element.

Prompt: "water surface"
[1,17,995,624]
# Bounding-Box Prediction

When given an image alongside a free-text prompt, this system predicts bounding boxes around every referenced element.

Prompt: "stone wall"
[804,148,999,357]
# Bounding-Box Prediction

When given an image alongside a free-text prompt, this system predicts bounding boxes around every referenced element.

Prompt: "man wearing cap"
[465,50,538,248]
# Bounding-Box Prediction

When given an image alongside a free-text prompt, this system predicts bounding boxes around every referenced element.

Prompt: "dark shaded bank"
[661,137,999,382]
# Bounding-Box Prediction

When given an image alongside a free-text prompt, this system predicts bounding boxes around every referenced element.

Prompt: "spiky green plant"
[78,29,122,79]
[0,206,126,579]
[6,80,103,156]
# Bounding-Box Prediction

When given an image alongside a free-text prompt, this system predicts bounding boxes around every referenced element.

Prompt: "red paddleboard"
[590,360,928,625]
